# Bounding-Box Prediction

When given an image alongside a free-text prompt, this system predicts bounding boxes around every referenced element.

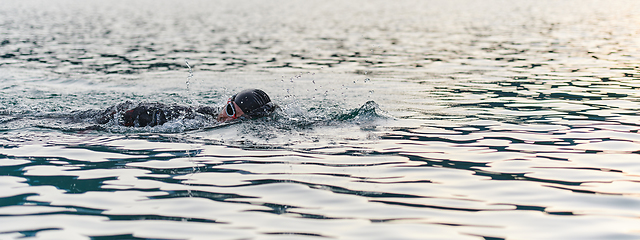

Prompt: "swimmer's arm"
[195,106,219,116]
[123,106,168,127]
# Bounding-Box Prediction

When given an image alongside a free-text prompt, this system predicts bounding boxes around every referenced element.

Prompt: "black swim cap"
[232,89,275,118]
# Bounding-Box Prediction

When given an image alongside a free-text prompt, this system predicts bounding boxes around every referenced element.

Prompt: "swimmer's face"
[217,99,245,122]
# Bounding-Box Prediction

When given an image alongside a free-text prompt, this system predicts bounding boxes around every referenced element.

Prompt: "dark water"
[2,0,640,239]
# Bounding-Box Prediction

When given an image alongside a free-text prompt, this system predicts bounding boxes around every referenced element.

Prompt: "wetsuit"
[96,101,219,127]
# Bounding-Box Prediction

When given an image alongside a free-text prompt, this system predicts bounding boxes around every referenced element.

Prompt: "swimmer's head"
[217,89,276,122]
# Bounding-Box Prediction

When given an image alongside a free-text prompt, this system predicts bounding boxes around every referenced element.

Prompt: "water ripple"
[2,0,640,239]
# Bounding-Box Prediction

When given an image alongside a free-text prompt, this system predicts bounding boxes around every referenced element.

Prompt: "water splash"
[185,60,195,105]
[333,100,386,122]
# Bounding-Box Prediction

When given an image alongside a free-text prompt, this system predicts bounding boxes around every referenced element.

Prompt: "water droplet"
[364,78,371,83]
[185,60,194,103]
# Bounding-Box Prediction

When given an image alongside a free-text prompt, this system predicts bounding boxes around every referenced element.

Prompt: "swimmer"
[96,89,275,127]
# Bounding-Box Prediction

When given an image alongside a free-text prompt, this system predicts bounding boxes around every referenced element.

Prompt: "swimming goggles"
[225,98,237,119]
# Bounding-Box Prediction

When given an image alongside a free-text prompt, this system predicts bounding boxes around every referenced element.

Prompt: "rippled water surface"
[2,0,640,239]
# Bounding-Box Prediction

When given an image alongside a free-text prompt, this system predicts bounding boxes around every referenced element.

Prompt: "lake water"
[2,0,640,239]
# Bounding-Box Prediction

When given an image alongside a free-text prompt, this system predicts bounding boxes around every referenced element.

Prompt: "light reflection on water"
[2,0,640,239]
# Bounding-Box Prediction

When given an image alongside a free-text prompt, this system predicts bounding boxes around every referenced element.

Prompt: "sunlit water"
[2,0,640,239]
